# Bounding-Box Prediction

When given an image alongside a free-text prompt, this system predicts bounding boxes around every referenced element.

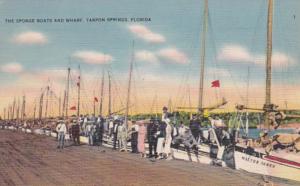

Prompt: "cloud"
[217,44,252,62]
[206,67,230,77]
[253,52,295,68]
[13,31,48,45]
[135,50,159,64]
[128,24,166,43]
[72,51,113,64]
[218,44,295,68]
[157,48,189,64]
[1,63,23,73]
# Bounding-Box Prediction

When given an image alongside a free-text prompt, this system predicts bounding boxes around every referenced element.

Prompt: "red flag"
[70,106,76,110]
[94,97,98,102]
[211,80,220,88]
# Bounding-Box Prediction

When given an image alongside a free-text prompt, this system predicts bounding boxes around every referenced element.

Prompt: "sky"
[0,0,299,117]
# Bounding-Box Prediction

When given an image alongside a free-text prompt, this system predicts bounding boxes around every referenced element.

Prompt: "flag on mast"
[211,80,220,88]
[94,97,98,102]
[70,106,76,110]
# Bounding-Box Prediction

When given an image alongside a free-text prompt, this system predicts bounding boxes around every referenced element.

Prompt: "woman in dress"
[137,121,146,157]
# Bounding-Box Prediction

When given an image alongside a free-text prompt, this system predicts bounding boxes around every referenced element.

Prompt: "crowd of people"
[0,106,236,159]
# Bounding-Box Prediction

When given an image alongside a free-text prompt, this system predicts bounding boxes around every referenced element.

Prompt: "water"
[244,128,296,139]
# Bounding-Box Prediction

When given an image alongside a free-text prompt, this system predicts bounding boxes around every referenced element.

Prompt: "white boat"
[234,145,300,182]
[171,129,226,166]
[229,0,300,182]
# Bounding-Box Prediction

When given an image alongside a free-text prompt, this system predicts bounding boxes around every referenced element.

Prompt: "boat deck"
[0,130,298,186]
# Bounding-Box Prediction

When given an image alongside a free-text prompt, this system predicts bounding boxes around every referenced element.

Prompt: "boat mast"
[198,0,208,113]
[44,85,50,118]
[21,95,26,121]
[99,70,105,116]
[124,41,135,129]
[77,65,81,117]
[65,67,71,118]
[3,108,6,120]
[62,90,66,118]
[38,92,44,120]
[16,98,20,121]
[58,94,61,117]
[264,0,273,129]
[33,102,36,120]
[12,97,16,120]
[108,71,112,116]
[7,105,10,120]
[93,90,96,116]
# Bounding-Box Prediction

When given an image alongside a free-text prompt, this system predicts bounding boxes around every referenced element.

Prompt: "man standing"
[147,118,158,158]
[95,116,104,146]
[189,114,201,142]
[156,121,167,159]
[71,120,80,146]
[112,120,120,150]
[118,122,128,152]
[56,120,67,149]
[87,123,96,146]
[131,121,138,153]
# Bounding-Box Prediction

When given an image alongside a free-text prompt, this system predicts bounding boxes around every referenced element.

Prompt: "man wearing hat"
[56,120,67,149]
[258,130,271,148]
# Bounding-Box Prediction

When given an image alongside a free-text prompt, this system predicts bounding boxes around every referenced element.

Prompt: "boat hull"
[234,151,300,182]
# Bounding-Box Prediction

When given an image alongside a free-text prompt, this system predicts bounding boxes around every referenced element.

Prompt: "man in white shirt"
[56,120,67,149]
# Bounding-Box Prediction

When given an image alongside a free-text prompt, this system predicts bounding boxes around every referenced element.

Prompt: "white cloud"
[207,67,230,77]
[135,50,159,63]
[128,24,166,43]
[1,63,23,73]
[253,52,295,68]
[157,48,189,64]
[13,31,48,45]
[217,44,252,62]
[72,51,113,64]
[218,44,295,68]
